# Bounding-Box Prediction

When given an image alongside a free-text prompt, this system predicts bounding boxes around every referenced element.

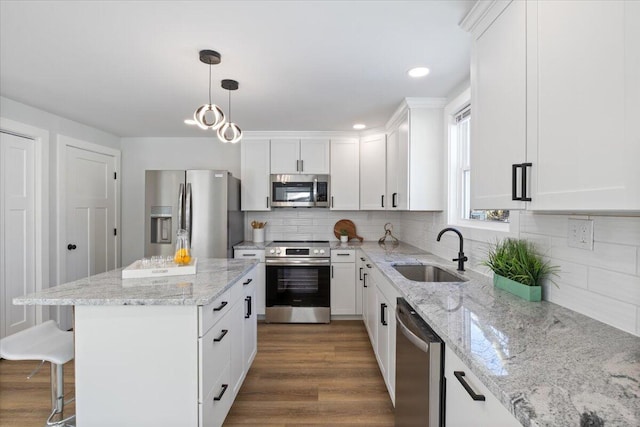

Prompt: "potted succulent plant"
[482,238,558,302]
[339,229,349,243]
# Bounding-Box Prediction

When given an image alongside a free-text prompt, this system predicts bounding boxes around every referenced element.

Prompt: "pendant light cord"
[227,90,232,121]
[208,64,212,105]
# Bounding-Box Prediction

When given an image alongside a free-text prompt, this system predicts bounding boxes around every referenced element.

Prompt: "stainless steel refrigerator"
[144,170,244,258]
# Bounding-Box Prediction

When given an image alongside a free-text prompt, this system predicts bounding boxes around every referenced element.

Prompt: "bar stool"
[0,320,75,426]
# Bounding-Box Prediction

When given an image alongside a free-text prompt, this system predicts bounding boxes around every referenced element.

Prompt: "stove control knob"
[313,249,319,254]
[269,249,276,254]
[276,249,282,255]
[319,249,325,255]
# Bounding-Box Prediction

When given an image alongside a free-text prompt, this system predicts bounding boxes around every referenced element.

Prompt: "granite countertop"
[14,258,258,306]
[234,241,269,250]
[358,242,640,427]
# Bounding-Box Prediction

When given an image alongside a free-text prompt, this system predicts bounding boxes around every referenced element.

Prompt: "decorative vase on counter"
[493,274,542,302]
[253,228,265,243]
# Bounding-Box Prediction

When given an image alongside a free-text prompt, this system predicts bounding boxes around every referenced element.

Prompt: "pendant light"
[193,50,225,130]
[217,79,243,144]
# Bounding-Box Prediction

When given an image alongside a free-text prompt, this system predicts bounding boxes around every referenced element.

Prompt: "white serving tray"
[121,258,197,279]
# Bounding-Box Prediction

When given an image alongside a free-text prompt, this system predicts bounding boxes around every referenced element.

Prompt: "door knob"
[67,244,77,250]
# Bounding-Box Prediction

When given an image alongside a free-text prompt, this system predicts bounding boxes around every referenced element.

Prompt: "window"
[450,104,509,227]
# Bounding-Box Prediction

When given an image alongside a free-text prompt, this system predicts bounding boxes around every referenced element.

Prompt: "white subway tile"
[544,283,637,335]
[288,218,314,226]
[550,237,637,275]
[588,267,640,306]
[520,212,568,237]
[551,259,588,289]
[592,216,640,246]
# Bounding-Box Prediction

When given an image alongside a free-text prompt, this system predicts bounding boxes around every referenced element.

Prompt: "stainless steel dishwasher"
[395,298,444,427]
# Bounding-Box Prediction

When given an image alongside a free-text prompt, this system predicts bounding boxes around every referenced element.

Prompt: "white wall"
[120,137,241,264]
[399,210,640,338]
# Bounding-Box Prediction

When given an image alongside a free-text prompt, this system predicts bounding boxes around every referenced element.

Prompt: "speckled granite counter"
[14,258,258,306]
[233,241,269,250]
[359,242,640,427]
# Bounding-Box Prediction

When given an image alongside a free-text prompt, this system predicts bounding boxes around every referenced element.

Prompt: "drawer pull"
[243,278,253,285]
[336,253,350,256]
[359,267,363,281]
[454,371,486,401]
[213,384,229,401]
[213,329,229,342]
[213,301,228,312]
[242,254,256,257]
[363,272,368,287]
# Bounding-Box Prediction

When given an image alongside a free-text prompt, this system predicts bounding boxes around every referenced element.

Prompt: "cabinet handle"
[300,159,303,172]
[213,329,229,342]
[245,296,252,318]
[363,272,368,287]
[521,162,532,201]
[266,196,270,208]
[213,301,228,312]
[331,265,334,278]
[380,303,388,326]
[67,244,77,250]
[360,257,365,261]
[366,264,372,268]
[331,196,334,208]
[359,267,363,281]
[242,254,256,257]
[454,371,486,401]
[213,384,229,401]
[243,278,253,285]
[336,253,350,256]
[511,163,532,202]
[392,192,397,208]
[381,195,385,208]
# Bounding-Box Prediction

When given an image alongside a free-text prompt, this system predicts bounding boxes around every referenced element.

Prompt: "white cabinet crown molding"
[385,97,447,130]
[460,0,513,38]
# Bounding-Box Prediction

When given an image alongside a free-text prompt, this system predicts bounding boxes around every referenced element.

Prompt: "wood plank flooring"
[0,320,393,426]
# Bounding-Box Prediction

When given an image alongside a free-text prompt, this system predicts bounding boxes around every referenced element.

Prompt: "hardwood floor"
[0,321,393,426]
[225,320,394,426]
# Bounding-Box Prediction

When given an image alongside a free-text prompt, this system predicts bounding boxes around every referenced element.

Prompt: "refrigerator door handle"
[177,183,185,230]
[185,182,192,241]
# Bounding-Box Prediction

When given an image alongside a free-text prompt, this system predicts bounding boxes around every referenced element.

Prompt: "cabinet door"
[386,128,399,210]
[363,264,377,343]
[243,280,257,372]
[330,138,359,210]
[229,298,245,397]
[330,263,356,315]
[471,0,527,210]
[396,115,409,210]
[526,0,640,210]
[300,139,330,174]
[360,134,386,210]
[270,139,300,174]
[355,252,367,315]
[375,291,391,380]
[241,139,271,211]
[445,344,520,426]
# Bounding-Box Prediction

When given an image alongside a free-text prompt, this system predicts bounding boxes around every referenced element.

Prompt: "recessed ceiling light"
[353,124,366,130]
[184,119,197,125]
[408,67,430,78]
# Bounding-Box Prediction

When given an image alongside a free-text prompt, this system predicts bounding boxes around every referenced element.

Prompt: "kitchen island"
[14,258,259,427]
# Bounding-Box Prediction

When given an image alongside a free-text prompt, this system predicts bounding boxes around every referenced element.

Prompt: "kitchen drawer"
[234,249,265,262]
[199,308,232,401]
[199,289,232,337]
[331,249,355,263]
[199,362,232,427]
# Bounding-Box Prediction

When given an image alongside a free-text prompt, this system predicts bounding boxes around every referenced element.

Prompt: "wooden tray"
[333,219,363,242]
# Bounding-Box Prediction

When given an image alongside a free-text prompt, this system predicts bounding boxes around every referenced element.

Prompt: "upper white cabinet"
[385,99,445,211]
[330,138,360,210]
[464,0,640,211]
[359,134,387,210]
[270,138,330,175]
[466,0,528,211]
[241,139,271,211]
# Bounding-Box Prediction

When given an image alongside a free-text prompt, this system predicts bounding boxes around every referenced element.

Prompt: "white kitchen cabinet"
[242,276,257,378]
[359,133,387,210]
[330,249,356,315]
[385,99,445,211]
[270,138,329,175]
[445,344,520,427]
[373,267,399,404]
[466,0,528,211]
[525,0,640,211]
[233,249,265,316]
[363,262,377,344]
[241,139,271,211]
[329,138,360,210]
[231,269,258,398]
[355,251,367,315]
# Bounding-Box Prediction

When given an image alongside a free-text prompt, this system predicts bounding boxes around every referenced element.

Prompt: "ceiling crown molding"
[460,0,512,38]
[385,97,447,130]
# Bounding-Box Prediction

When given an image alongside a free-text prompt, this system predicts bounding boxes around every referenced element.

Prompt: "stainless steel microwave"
[270,174,330,208]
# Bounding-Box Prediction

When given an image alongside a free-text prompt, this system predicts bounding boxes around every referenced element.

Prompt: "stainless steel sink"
[392,264,467,283]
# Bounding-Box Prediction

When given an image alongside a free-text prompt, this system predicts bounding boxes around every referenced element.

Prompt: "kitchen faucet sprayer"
[436,227,468,271]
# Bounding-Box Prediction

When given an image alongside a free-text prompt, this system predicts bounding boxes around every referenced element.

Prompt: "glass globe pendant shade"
[217,121,242,144]
[193,103,225,130]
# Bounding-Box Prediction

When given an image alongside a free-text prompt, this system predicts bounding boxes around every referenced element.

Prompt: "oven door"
[265,259,330,308]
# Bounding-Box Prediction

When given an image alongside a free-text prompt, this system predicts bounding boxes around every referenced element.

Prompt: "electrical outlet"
[568,218,594,250]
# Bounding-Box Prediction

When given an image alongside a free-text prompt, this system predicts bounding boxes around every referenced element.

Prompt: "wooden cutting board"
[333,219,364,242]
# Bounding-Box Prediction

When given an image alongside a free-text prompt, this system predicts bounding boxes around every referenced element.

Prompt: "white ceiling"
[0,0,474,137]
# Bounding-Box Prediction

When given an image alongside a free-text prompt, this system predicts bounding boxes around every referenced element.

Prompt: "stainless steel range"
[265,241,331,323]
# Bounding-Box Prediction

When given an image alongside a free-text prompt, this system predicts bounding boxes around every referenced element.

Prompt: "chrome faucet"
[436,227,468,271]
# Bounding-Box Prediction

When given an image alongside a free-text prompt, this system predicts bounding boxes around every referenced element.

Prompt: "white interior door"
[60,143,117,329]
[0,131,36,338]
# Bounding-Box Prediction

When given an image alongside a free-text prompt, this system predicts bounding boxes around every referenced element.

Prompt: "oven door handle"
[266,258,330,266]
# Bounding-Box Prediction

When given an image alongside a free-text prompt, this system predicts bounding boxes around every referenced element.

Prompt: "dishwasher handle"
[396,311,430,353]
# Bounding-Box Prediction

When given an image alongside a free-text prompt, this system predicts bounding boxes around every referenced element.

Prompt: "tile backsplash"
[245,210,402,243]
[399,211,640,337]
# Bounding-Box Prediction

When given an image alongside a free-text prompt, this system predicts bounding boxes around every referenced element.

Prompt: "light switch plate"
[568,218,594,250]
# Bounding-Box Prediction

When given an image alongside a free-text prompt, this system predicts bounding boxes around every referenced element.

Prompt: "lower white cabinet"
[234,249,265,315]
[363,262,377,344]
[445,344,520,427]
[331,249,356,315]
